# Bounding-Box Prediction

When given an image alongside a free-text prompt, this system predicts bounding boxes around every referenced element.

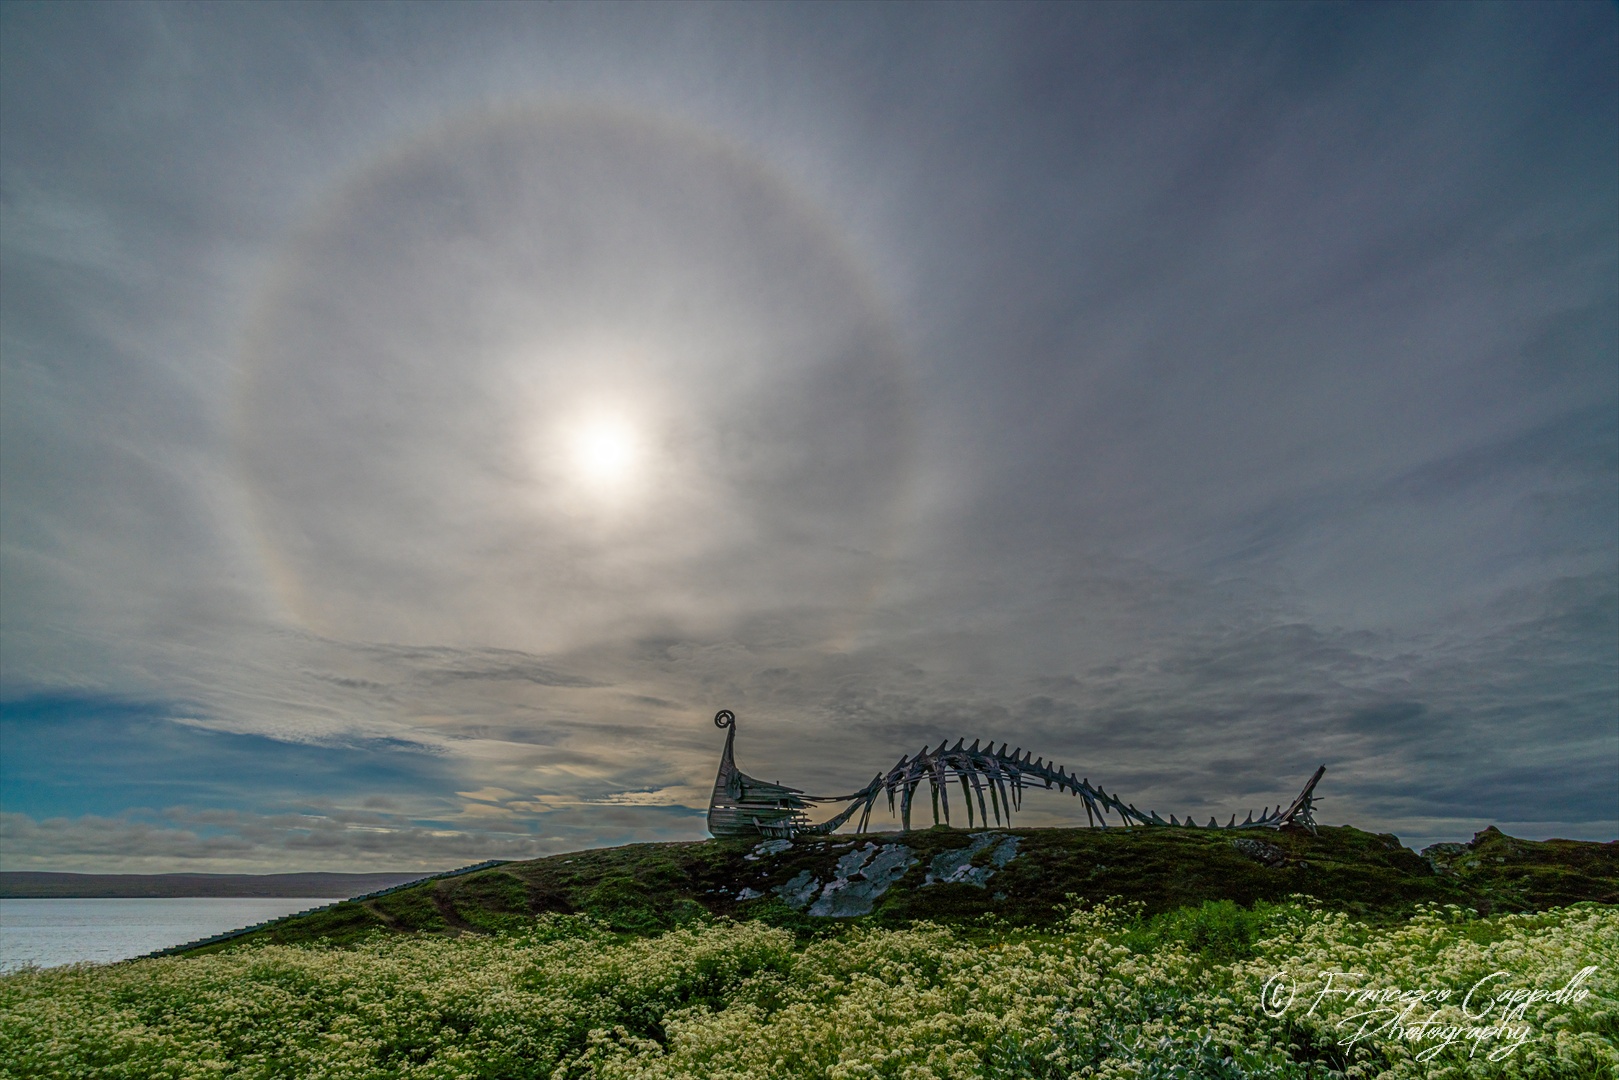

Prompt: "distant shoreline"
[0,871,432,899]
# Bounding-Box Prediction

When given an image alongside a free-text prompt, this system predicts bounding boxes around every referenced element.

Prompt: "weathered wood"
[706,710,814,838]
[706,709,1326,839]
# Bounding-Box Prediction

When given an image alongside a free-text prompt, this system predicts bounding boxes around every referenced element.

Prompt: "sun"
[566,411,641,492]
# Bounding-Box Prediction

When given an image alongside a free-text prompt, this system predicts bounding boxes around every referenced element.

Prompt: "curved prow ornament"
[708,710,806,838]
[705,709,1325,840]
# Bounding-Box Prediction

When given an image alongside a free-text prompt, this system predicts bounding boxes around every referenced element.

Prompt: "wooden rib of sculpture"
[707,709,1325,840]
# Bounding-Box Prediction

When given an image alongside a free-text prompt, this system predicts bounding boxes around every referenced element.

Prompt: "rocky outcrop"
[923,833,1022,887]
[775,842,918,917]
[1229,838,1289,868]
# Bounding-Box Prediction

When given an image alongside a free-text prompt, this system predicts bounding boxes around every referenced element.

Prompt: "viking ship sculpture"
[707,709,1325,840]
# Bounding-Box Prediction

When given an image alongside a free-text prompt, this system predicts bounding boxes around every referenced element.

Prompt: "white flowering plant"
[1,901,1612,1079]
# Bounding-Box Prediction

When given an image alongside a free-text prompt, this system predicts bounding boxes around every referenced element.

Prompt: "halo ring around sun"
[236,104,915,654]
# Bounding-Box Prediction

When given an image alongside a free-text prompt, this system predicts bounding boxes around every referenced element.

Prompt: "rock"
[775,870,820,910]
[923,833,1022,888]
[809,843,918,917]
[1230,837,1288,868]
[1420,841,1470,875]
[745,839,793,861]
[774,843,919,917]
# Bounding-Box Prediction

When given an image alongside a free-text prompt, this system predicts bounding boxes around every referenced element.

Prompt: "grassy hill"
[16,827,1612,1077]
[179,824,1616,955]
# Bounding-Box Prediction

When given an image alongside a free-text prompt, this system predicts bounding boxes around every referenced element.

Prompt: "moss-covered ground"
[183,825,1615,955]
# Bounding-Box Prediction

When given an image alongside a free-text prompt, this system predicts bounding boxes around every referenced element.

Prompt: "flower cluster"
[1,902,1612,1079]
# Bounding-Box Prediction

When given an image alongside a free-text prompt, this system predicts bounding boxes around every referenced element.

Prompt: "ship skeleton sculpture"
[707,709,1325,840]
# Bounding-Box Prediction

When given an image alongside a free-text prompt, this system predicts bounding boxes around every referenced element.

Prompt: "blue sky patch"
[0,693,456,820]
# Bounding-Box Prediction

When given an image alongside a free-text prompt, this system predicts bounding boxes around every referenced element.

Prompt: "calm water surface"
[0,898,333,972]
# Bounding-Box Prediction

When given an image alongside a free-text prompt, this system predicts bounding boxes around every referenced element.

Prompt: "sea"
[0,898,333,972]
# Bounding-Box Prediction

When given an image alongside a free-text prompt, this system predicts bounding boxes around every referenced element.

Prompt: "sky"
[1,1,1614,873]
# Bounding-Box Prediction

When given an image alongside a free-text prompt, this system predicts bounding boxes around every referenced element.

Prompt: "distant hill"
[171,824,1616,956]
[0,871,430,899]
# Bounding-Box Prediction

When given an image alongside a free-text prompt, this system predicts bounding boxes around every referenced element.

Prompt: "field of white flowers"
[1,900,1613,1080]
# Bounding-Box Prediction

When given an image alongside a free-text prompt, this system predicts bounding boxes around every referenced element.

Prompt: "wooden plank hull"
[707,710,813,838]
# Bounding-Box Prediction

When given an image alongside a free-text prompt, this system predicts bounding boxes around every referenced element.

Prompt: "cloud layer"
[2,3,1614,868]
